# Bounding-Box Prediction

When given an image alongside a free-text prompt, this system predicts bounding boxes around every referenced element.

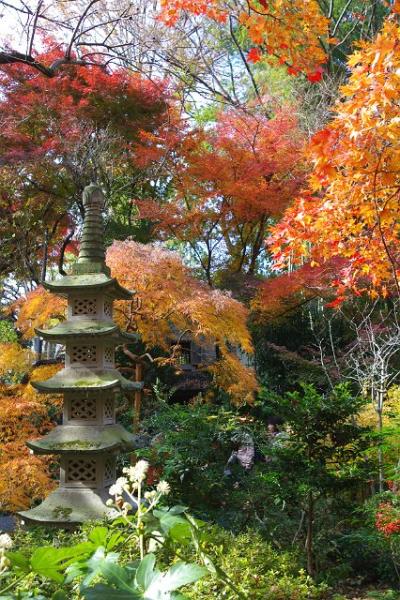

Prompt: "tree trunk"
[306,491,315,576]
[376,384,385,493]
[377,403,384,493]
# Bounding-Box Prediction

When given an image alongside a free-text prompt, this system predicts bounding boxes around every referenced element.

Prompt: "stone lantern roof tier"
[35,321,139,344]
[19,488,114,525]
[31,366,143,393]
[27,423,141,455]
[43,274,133,300]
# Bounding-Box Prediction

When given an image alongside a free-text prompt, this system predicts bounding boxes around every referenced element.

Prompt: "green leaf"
[158,514,187,536]
[82,584,142,600]
[6,551,30,572]
[51,591,68,600]
[30,542,94,582]
[107,532,125,551]
[162,562,207,592]
[135,554,158,592]
[88,527,109,547]
[99,561,135,592]
[145,562,207,597]
[168,522,192,544]
[67,547,119,587]
[88,527,124,552]
[167,506,189,515]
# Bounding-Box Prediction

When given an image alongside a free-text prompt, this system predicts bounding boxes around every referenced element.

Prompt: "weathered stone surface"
[20,185,145,525]
[27,424,139,454]
[30,366,142,392]
[36,320,119,339]
[19,488,116,525]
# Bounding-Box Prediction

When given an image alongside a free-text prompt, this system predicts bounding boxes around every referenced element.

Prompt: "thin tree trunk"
[306,491,315,576]
[377,403,384,493]
[133,362,143,433]
[376,383,385,493]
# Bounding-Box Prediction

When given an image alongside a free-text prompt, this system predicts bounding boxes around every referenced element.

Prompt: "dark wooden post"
[134,362,143,433]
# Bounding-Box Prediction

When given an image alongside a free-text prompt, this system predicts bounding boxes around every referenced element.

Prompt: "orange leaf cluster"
[15,287,66,339]
[253,259,345,319]
[0,366,61,510]
[0,343,33,376]
[159,0,329,76]
[15,245,258,404]
[139,107,305,278]
[269,20,400,301]
[106,241,258,404]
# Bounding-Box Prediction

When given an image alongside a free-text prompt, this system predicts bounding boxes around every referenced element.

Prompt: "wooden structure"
[19,185,143,525]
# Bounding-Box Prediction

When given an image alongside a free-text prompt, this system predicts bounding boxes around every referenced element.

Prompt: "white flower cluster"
[156,480,170,495]
[109,477,129,497]
[0,533,12,574]
[0,534,13,549]
[122,460,149,483]
[107,460,171,514]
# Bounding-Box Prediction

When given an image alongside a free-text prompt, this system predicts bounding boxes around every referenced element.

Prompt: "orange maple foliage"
[159,0,329,77]
[15,287,66,339]
[107,241,258,404]
[0,363,62,511]
[139,107,305,282]
[252,259,346,320]
[269,20,400,301]
[0,343,32,377]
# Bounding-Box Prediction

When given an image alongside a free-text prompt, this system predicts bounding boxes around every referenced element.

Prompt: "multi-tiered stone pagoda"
[20,184,143,525]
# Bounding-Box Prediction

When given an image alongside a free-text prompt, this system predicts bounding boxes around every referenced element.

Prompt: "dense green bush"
[0,513,329,599]
[184,528,329,599]
[136,399,301,536]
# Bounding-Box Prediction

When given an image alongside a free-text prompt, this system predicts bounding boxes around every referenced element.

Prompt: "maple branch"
[229,15,262,107]
[0,50,99,76]
[58,229,75,276]
[66,0,101,60]
[371,148,400,298]
[28,0,43,58]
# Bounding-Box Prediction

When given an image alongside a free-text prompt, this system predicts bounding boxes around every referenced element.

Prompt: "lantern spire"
[73,184,110,275]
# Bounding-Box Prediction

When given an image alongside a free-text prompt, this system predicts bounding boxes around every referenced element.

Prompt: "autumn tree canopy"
[0,42,168,286]
[139,105,305,287]
[268,19,400,305]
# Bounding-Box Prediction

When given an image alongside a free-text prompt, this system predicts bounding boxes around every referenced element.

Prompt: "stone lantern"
[19,184,143,525]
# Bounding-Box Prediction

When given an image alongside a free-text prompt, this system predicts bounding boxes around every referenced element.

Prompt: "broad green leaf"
[100,561,135,592]
[107,531,125,550]
[66,547,120,586]
[167,506,188,515]
[145,562,207,597]
[6,550,30,572]
[162,562,207,592]
[135,554,158,592]
[158,514,187,536]
[30,542,94,582]
[82,583,142,600]
[168,522,192,543]
[88,527,109,547]
[88,528,124,551]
